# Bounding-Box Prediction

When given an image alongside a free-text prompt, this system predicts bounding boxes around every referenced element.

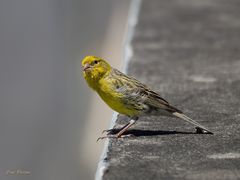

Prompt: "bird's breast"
[96,79,139,116]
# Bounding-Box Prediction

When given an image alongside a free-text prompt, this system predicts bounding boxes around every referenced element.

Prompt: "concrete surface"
[100,0,240,179]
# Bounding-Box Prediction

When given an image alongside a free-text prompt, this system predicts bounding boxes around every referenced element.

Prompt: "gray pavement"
[101,0,240,179]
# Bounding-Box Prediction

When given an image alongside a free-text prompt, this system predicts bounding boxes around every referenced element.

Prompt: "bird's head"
[82,56,111,81]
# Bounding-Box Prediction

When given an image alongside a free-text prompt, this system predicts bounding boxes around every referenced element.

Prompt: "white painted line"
[95,0,142,180]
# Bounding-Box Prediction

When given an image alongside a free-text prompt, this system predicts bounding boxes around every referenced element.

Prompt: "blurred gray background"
[0,0,130,179]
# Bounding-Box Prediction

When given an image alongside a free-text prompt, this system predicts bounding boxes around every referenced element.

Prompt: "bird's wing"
[110,69,182,113]
[109,69,213,133]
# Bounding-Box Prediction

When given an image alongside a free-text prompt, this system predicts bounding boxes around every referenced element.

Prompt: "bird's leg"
[97,117,138,141]
[115,119,136,138]
[102,122,130,135]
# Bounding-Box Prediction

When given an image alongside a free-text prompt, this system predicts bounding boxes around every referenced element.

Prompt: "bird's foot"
[102,128,118,135]
[97,133,135,142]
[97,134,116,141]
[195,127,213,134]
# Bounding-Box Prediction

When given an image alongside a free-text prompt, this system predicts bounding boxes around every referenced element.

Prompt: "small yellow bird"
[82,55,213,139]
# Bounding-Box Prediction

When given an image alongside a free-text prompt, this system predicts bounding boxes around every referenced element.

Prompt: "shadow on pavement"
[106,128,198,137]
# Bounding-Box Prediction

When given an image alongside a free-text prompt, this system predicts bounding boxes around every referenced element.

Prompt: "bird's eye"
[93,60,98,64]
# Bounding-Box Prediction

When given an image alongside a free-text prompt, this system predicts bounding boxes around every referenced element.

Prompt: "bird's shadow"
[107,128,198,137]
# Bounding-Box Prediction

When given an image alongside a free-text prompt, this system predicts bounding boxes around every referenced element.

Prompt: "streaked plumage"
[82,56,213,139]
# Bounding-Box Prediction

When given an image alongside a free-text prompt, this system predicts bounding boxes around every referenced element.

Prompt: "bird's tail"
[172,112,213,134]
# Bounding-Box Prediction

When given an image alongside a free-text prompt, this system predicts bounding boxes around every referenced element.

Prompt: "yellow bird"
[82,55,213,139]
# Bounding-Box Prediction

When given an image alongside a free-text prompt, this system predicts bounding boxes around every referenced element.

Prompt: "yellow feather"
[82,56,138,116]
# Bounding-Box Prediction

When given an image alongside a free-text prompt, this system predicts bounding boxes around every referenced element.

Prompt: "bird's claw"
[102,129,114,134]
[102,128,120,135]
[97,134,117,142]
[195,127,213,134]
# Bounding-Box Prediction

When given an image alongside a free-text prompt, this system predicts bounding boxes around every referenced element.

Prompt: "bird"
[81,55,213,140]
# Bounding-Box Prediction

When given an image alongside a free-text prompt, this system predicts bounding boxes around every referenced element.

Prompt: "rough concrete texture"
[102,0,240,179]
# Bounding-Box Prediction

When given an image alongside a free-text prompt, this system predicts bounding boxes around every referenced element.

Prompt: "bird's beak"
[83,63,91,71]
